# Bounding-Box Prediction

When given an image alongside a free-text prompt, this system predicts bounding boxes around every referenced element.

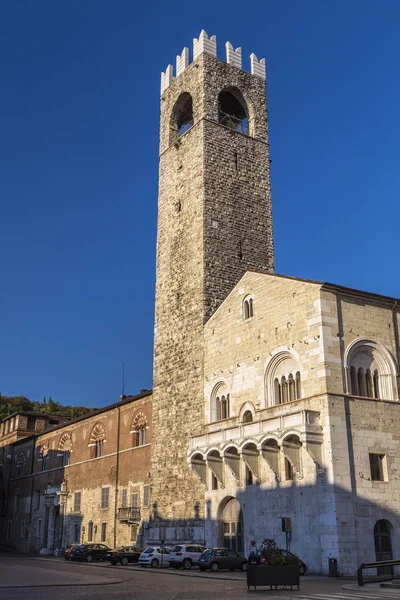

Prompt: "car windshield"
[172,546,182,552]
[201,549,213,557]
[143,547,154,554]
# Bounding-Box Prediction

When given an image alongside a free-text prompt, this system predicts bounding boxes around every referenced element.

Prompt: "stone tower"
[150,31,274,540]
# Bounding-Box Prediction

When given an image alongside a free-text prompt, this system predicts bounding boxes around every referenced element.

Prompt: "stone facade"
[150,32,273,541]
[0,392,152,553]
[188,272,400,575]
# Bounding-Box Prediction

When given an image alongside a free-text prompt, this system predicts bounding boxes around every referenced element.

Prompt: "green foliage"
[0,393,92,420]
[260,539,286,566]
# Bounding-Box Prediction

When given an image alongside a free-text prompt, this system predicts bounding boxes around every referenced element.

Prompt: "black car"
[106,546,143,566]
[71,543,110,562]
[198,548,247,572]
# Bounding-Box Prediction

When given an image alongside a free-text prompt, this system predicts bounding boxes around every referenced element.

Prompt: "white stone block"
[176,47,189,77]
[161,64,174,94]
[193,30,217,61]
[225,42,242,69]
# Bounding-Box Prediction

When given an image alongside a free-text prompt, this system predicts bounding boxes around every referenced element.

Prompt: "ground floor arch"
[218,497,243,553]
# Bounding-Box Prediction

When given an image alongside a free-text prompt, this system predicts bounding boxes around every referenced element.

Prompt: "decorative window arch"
[170,92,194,144]
[89,422,106,458]
[210,382,231,422]
[16,452,26,477]
[58,432,72,466]
[131,412,148,447]
[265,351,302,407]
[345,339,397,401]
[217,86,253,136]
[243,295,254,320]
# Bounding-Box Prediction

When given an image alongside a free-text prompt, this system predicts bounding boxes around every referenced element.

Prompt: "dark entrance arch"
[374,519,393,574]
[221,498,243,553]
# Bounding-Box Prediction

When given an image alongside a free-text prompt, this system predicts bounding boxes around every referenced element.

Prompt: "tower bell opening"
[170,92,194,144]
[218,88,249,135]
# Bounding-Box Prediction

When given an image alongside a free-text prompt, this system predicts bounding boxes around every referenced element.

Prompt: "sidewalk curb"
[0,580,123,589]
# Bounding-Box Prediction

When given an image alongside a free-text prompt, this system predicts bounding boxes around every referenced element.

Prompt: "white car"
[169,544,207,569]
[138,546,171,568]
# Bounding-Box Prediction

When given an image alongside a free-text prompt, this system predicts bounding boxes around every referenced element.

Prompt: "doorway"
[221,498,243,553]
[374,519,393,574]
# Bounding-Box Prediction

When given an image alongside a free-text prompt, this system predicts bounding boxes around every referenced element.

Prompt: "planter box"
[247,565,300,590]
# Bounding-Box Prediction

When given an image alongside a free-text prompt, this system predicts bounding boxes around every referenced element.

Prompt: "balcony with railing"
[117,506,141,523]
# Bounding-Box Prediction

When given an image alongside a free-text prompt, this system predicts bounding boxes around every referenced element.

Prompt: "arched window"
[346,339,397,400]
[131,412,148,447]
[16,452,26,477]
[58,432,72,466]
[170,92,194,144]
[265,351,302,407]
[282,434,302,480]
[218,87,251,136]
[211,382,231,422]
[243,410,253,423]
[89,423,106,458]
[242,295,254,320]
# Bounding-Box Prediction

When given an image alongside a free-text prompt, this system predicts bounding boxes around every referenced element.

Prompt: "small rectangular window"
[143,485,150,508]
[35,490,41,510]
[101,487,109,509]
[41,456,48,472]
[20,521,25,539]
[211,473,218,490]
[245,465,253,486]
[63,450,70,467]
[369,453,386,482]
[121,489,127,508]
[131,492,139,508]
[101,522,107,542]
[131,524,138,542]
[7,521,11,539]
[37,519,42,538]
[74,492,81,513]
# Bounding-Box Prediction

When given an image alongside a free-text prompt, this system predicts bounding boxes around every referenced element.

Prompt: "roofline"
[1,390,153,438]
[247,270,400,304]
[0,411,70,423]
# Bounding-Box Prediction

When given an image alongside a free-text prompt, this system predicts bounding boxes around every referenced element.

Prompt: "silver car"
[169,544,207,569]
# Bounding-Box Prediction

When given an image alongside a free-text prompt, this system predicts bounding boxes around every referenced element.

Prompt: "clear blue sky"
[1,1,399,408]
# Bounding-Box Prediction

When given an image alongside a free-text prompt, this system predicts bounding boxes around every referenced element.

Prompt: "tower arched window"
[89,423,106,458]
[243,410,253,423]
[346,339,397,401]
[170,92,194,144]
[218,87,251,136]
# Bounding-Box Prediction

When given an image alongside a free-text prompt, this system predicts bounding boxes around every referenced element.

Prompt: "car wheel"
[199,567,206,572]
[151,558,159,568]
[183,558,192,570]
[299,564,307,576]
[121,557,129,566]
[241,562,247,572]
[211,562,219,572]
[85,554,93,563]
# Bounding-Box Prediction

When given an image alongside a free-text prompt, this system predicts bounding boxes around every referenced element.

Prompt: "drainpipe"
[113,405,121,548]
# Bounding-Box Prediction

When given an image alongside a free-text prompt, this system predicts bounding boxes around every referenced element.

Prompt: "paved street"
[1,554,399,600]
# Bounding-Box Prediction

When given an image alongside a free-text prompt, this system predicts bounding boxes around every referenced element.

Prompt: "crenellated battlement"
[160,29,266,94]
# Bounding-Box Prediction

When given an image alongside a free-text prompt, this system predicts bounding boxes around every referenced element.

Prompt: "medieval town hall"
[1,31,399,576]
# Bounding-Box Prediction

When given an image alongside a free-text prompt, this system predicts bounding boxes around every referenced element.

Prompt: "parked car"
[138,546,172,568]
[70,543,110,562]
[260,549,307,575]
[64,544,79,560]
[198,548,247,572]
[106,545,143,565]
[169,544,207,569]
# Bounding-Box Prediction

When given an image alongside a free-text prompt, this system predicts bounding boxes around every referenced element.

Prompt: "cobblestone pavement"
[1,555,399,600]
